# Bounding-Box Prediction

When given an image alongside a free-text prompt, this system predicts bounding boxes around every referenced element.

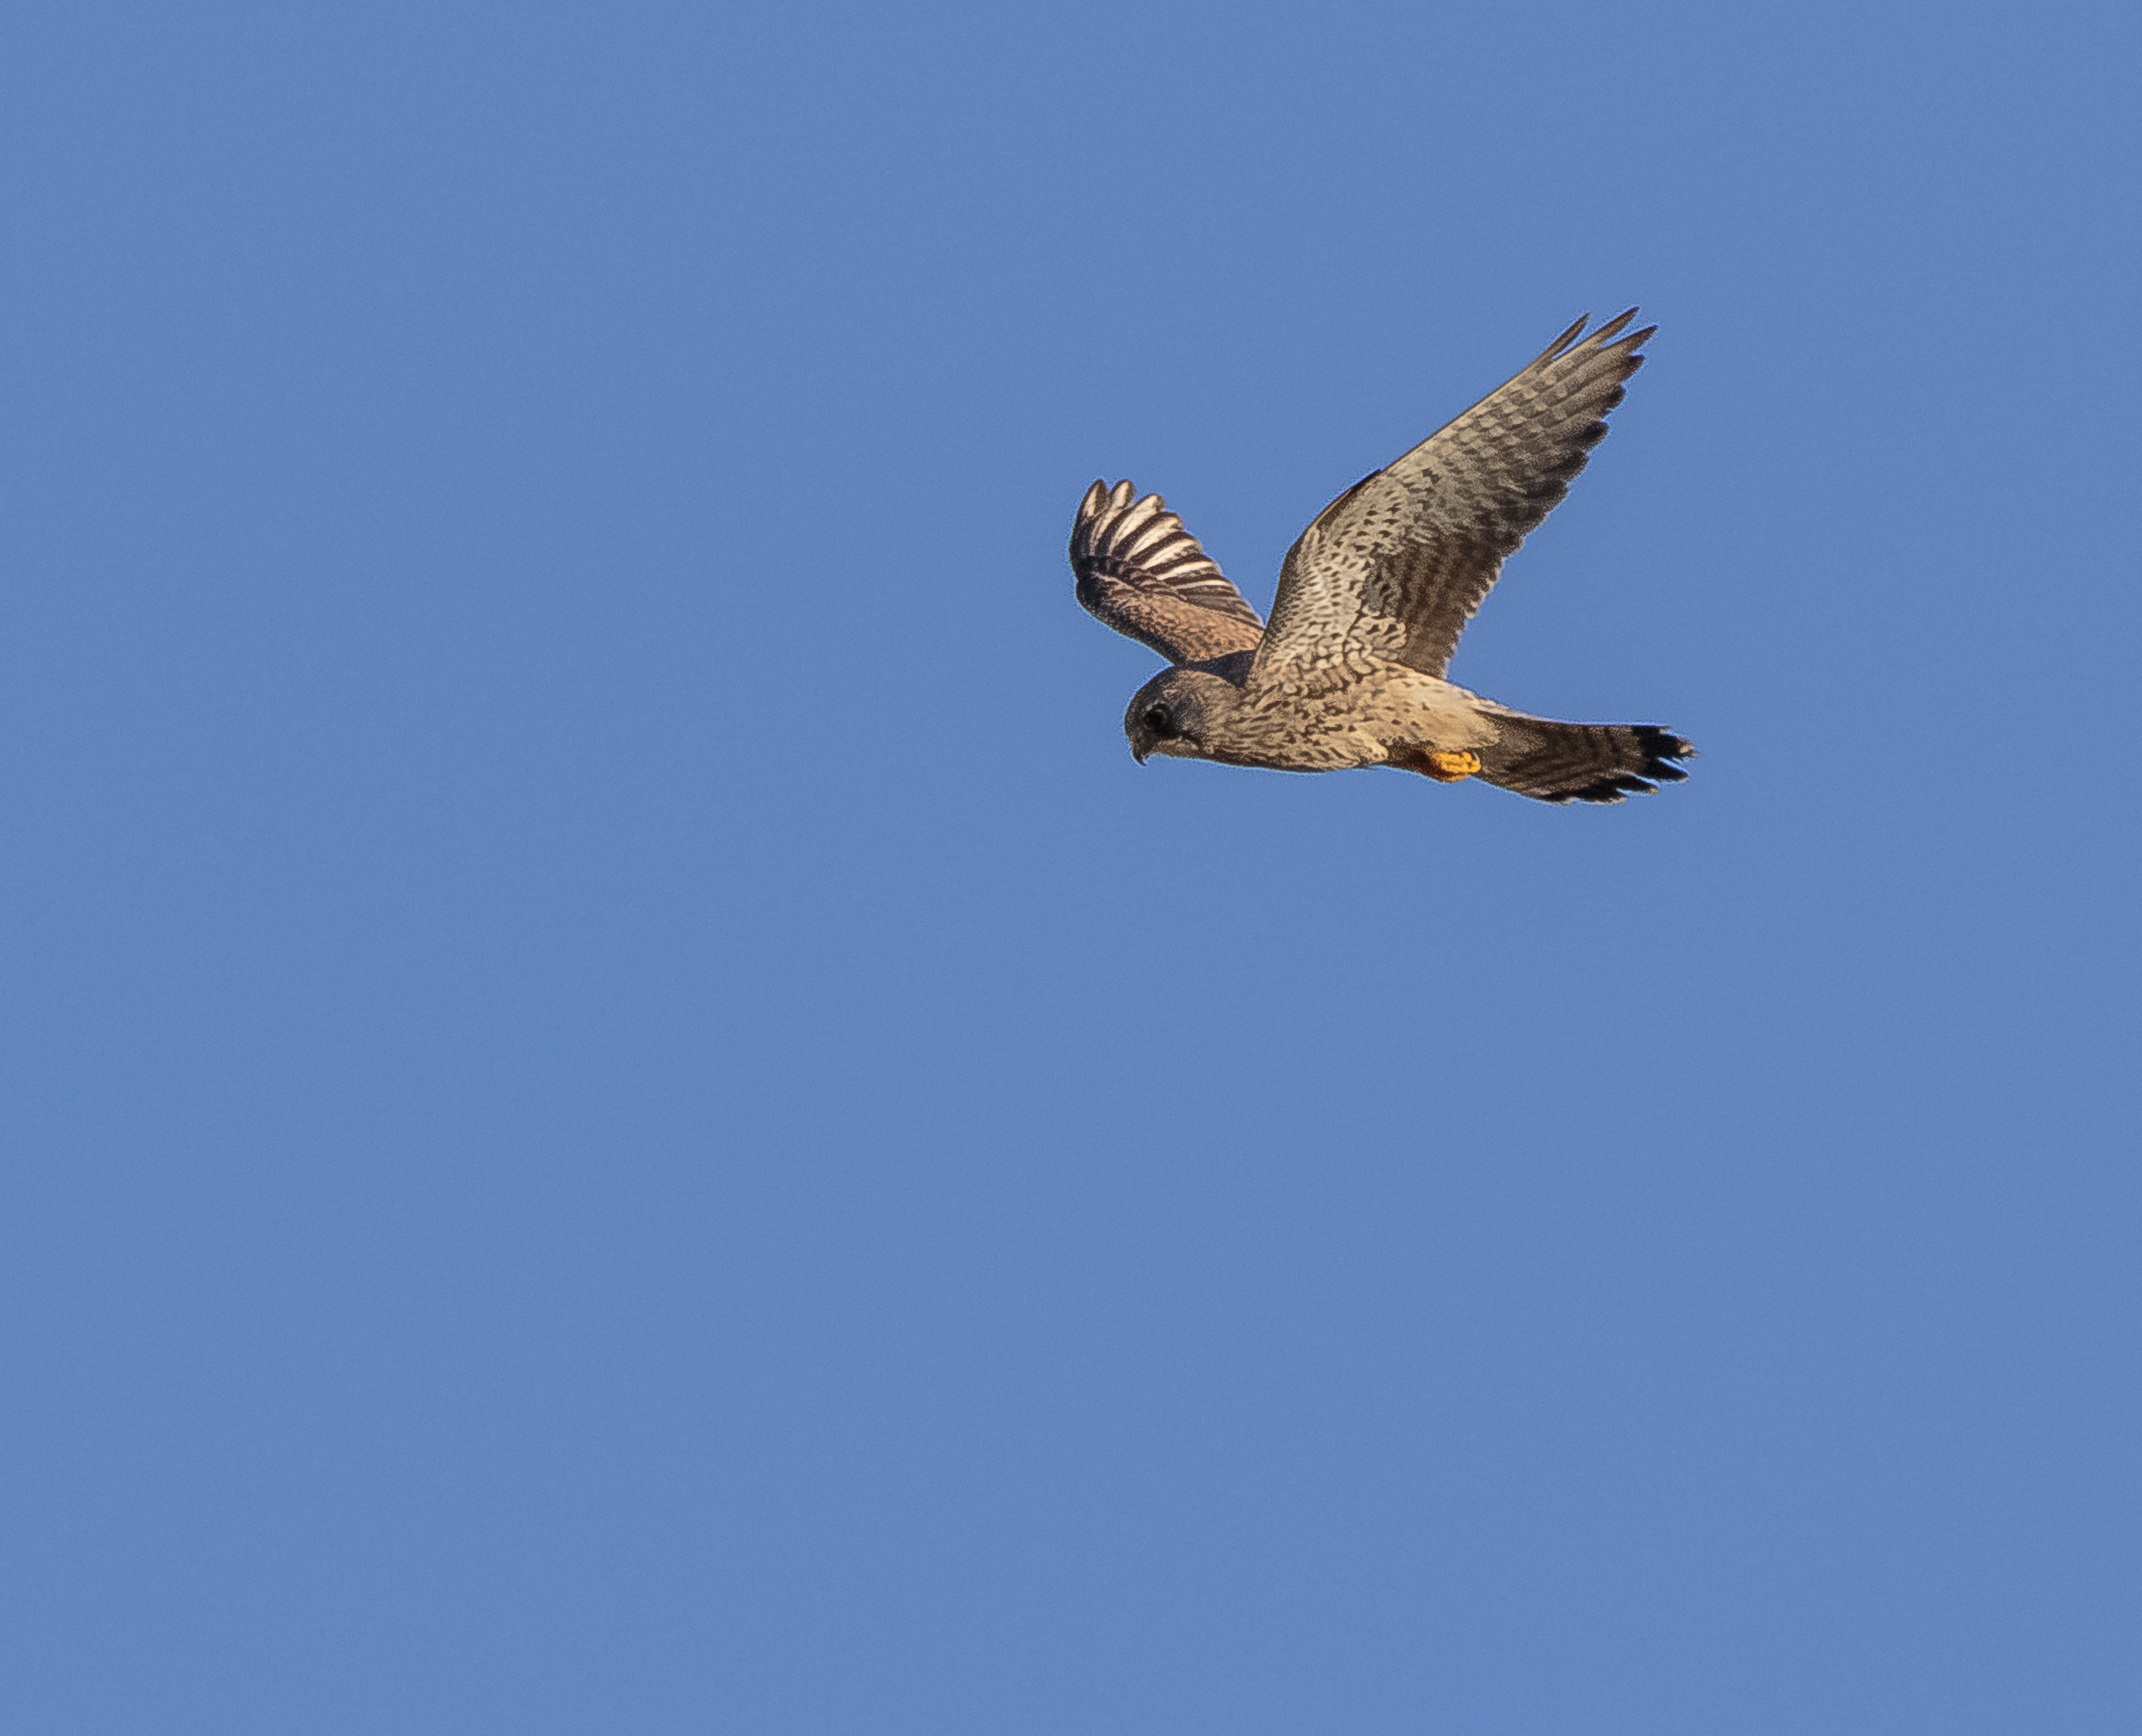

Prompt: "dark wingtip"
[1536,307,1655,377]
[1532,313,1592,368]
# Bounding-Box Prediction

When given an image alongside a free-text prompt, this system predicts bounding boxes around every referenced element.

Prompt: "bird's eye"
[1143,706,1177,738]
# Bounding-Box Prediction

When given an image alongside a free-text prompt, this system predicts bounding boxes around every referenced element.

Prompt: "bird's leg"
[1387,744,1484,782]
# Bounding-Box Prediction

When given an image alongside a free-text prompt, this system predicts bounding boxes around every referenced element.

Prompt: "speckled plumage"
[1069,312,1695,805]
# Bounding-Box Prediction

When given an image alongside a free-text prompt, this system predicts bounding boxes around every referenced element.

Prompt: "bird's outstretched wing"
[1071,480,1265,666]
[1253,312,1653,689]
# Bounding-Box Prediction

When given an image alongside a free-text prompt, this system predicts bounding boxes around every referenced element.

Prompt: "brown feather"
[1070,479,1265,668]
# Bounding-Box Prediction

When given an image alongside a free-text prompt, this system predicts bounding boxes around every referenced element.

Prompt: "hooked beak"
[1132,743,1150,765]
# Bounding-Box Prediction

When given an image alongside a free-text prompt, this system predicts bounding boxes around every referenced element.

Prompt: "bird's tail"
[1474,710,1695,804]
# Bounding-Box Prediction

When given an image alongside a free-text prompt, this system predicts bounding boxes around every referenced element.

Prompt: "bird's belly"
[1371,675,1491,750]
[1224,671,1486,772]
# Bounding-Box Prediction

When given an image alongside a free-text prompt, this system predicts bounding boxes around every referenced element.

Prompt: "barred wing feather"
[1254,312,1653,687]
[1070,480,1265,667]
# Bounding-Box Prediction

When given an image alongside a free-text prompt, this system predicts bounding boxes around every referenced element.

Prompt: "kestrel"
[1071,311,1693,803]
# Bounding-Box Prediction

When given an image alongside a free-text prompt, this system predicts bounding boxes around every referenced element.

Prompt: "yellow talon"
[1423,749,1482,782]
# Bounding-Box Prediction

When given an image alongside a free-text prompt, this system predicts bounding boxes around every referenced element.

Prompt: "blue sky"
[3,1,2137,1730]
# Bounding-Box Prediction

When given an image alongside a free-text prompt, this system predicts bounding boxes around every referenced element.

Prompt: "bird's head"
[1123,667,1239,763]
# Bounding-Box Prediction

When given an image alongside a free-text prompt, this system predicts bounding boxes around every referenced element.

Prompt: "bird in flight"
[1070,311,1693,803]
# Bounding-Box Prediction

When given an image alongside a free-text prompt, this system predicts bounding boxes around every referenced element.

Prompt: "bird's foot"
[1421,749,1481,783]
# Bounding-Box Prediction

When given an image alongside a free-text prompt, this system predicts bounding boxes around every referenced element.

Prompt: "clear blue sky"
[4,2,2136,1730]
